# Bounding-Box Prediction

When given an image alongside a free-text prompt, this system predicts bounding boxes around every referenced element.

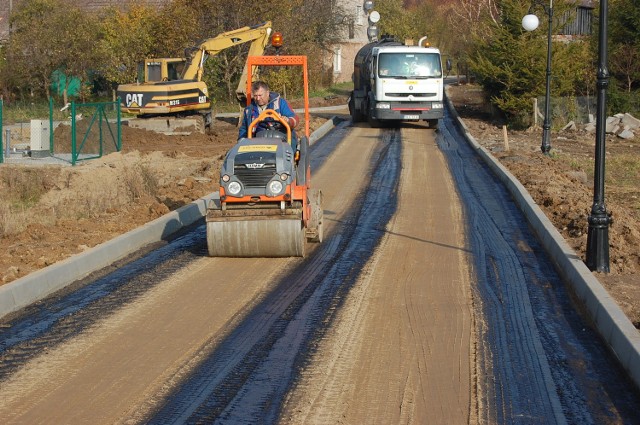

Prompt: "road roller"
[206,55,323,257]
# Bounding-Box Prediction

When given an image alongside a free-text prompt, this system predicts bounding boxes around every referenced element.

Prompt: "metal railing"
[51,99,122,165]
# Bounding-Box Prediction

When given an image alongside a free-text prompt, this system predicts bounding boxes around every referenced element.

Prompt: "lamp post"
[522,0,553,155]
[367,11,380,42]
[586,0,611,273]
[364,2,380,42]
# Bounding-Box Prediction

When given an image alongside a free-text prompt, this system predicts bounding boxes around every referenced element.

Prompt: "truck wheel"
[428,119,439,129]
[349,97,362,123]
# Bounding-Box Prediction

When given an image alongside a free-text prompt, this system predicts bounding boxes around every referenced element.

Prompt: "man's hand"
[282,114,298,128]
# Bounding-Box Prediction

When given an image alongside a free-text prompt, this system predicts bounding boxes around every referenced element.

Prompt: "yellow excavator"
[116,22,273,134]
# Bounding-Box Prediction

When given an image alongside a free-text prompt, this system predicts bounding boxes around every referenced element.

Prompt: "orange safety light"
[271,32,284,48]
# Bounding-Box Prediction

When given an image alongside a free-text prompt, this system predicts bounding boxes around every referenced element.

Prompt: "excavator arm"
[181,21,273,100]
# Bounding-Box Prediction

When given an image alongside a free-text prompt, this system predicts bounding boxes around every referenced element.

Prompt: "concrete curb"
[445,88,640,391]
[0,119,340,320]
[310,116,341,145]
[0,193,217,319]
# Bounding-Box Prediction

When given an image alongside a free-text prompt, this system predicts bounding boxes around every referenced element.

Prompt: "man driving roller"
[237,81,300,147]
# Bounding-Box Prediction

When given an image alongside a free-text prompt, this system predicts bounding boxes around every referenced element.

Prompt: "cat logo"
[125,93,144,108]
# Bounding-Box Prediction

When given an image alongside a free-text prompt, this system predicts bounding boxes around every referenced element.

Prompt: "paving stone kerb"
[0,117,340,320]
[445,88,640,392]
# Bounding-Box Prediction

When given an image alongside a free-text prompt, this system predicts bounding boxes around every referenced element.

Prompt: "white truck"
[349,36,447,128]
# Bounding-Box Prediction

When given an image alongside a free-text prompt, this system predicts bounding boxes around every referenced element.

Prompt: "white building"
[330,0,372,83]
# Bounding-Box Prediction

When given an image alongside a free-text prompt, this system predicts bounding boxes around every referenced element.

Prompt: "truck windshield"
[378,53,442,78]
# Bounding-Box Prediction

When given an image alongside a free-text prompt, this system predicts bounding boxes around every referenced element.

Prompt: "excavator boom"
[182,21,272,96]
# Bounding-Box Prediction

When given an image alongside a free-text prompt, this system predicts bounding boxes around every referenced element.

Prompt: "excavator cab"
[140,58,187,83]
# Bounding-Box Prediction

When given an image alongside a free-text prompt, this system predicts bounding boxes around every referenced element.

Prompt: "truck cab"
[349,37,444,128]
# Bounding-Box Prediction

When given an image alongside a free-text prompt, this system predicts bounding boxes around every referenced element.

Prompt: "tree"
[4,0,101,103]
[373,0,423,42]
[0,0,365,104]
[468,0,589,127]
[609,0,640,95]
[197,0,349,100]
[6,0,62,99]
[96,2,160,87]
[448,0,500,40]
[53,8,100,103]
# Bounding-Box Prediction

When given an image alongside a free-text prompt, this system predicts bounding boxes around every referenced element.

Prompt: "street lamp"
[522,0,553,156]
[367,11,380,42]
[586,0,611,272]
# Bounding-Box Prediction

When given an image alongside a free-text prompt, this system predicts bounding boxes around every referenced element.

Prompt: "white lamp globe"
[522,14,540,31]
[369,11,381,24]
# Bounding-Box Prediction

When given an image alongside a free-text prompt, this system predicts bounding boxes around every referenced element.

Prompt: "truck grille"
[385,93,434,98]
[235,165,276,188]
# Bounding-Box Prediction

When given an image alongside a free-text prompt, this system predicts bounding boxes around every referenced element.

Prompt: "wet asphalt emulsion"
[439,111,640,423]
[0,233,204,381]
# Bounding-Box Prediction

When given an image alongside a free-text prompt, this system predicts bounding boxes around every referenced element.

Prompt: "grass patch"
[607,156,640,187]
[0,168,52,207]
[0,167,60,236]
[122,162,159,202]
[310,81,353,98]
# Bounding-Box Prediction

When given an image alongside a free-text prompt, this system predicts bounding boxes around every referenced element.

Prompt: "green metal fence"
[51,98,122,165]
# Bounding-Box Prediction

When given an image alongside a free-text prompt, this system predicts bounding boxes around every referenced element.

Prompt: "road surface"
[0,114,638,424]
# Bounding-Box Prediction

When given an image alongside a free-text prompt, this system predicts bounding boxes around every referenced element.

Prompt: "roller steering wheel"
[248,109,292,143]
[262,120,286,133]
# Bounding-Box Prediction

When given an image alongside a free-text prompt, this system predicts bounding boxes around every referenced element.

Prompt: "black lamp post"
[522,0,553,155]
[586,0,611,273]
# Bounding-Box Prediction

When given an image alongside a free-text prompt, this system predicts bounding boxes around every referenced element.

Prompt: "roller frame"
[206,55,322,257]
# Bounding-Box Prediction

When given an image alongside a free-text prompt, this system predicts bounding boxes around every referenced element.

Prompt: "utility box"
[30,119,51,158]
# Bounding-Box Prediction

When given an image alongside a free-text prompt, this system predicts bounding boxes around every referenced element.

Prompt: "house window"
[333,46,342,74]
[356,5,363,25]
[559,6,593,36]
